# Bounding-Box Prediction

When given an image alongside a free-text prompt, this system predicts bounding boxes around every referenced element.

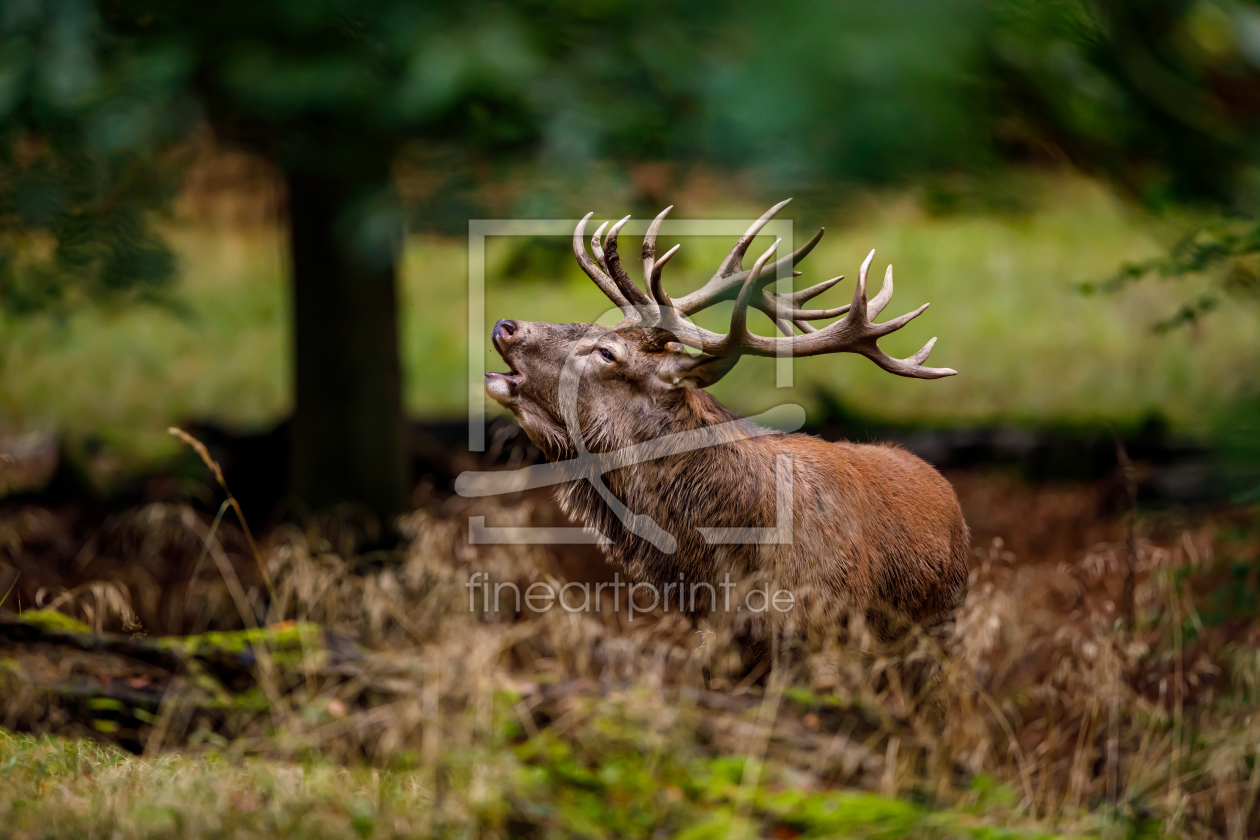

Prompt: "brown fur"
[487,321,969,643]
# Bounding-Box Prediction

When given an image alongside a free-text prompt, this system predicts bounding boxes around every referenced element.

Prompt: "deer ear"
[654,349,738,391]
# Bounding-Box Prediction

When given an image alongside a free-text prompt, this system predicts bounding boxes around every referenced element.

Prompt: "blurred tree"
[1,0,555,521]
[141,2,562,521]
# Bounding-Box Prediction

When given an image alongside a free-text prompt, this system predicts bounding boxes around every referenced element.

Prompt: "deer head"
[486,200,955,457]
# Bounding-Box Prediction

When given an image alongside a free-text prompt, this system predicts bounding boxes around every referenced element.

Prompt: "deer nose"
[492,319,518,349]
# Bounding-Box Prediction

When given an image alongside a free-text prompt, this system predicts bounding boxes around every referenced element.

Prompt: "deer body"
[486,201,970,642]
[539,369,967,639]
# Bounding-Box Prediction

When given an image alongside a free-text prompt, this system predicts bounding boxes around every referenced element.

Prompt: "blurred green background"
[2,0,1259,512]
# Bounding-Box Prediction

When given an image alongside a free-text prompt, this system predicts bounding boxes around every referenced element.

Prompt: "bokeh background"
[4,2,1260,837]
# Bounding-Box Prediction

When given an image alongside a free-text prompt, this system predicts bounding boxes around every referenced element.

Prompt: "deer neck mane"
[553,387,776,579]
[582,387,742,457]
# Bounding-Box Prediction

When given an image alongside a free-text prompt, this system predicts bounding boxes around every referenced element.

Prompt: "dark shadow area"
[0,396,1246,530]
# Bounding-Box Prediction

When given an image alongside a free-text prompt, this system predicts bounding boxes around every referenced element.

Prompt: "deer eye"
[597,348,616,363]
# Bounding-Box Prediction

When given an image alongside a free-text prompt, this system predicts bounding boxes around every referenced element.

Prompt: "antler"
[570,201,956,380]
[670,199,830,331]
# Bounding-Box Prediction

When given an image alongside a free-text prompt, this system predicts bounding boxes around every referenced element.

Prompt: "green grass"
[0,726,1076,839]
[1,175,1256,470]
[0,228,290,465]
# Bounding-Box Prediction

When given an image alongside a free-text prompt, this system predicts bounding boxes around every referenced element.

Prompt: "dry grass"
[2,474,1259,838]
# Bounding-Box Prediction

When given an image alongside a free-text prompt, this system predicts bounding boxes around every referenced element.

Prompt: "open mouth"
[486,321,523,403]
[484,368,522,397]
[486,336,522,401]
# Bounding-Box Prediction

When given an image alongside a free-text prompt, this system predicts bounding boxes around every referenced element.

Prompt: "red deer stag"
[484,200,969,644]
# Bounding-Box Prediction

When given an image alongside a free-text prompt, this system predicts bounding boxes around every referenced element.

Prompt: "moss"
[87,698,123,712]
[497,724,1068,840]
[782,685,846,708]
[222,686,271,713]
[0,725,1078,840]
[159,621,324,656]
[18,610,92,635]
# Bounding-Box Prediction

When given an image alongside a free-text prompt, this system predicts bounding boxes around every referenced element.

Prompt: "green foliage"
[695,0,994,188]
[994,0,1260,332]
[0,0,1056,312]
[4,0,1259,332]
[133,1,551,167]
[161,620,325,658]
[17,608,91,635]
[1084,215,1260,331]
[0,0,194,313]
[0,0,561,314]
[0,725,1071,840]
[992,0,1260,209]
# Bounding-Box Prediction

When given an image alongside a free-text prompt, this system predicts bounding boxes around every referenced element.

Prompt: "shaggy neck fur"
[551,388,784,596]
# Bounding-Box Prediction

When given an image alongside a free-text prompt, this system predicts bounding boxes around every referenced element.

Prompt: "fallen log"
[0,610,361,753]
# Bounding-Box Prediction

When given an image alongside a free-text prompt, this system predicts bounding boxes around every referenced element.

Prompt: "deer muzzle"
[486,319,523,405]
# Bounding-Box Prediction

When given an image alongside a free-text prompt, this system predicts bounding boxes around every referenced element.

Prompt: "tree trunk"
[287,170,408,524]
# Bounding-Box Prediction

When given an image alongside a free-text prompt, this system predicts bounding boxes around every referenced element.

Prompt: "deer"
[483,200,969,654]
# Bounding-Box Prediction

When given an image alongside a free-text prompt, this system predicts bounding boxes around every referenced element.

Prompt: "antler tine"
[648,243,681,308]
[873,301,930,337]
[727,238,781,348]
[570,201,956,381]
[603,215,652,309]
[754,278,850,337]
[642,206,673,299]
[573,212,633,314]
[674,226,824,316]
[765,265,884,334]
[764,314,793,337]
[761,276,850,322]
[754,274,847,337]
[869,264,894,318]
[590,221,611,273]
[668,242,955,380]
[769,248,951,378]
[909,336,938,365]
[784,302,852,321]
[715,198,792,278]
[864,336,955,379]
[851,249,875,319]
[787,274,843,306]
